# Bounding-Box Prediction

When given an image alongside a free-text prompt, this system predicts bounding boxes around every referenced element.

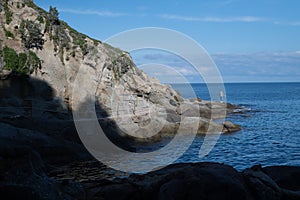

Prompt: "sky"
[34,0,300,83]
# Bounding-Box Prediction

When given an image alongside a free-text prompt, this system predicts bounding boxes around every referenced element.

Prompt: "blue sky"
[34,0,300,82]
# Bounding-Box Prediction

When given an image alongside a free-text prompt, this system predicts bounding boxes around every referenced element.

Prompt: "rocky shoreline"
[0,114,298,200]
[1,154,300,200]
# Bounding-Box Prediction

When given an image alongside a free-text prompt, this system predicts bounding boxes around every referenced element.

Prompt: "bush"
[25,1,35,8]
[19,20,44,50]
[37,15,44,24]
[4,29,14,38]
[2,46,41,75]
[45,18,50,34]
[4,0,13,24]
[28,51,41,71]
[18,53,27,68]
[3,46,19,71]
[63,22,89,56]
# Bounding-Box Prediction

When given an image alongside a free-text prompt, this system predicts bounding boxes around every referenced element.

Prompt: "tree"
[20,20,44,50]
[49,6,59,25]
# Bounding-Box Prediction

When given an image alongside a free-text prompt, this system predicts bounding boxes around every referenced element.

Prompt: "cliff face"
[0,0,181,111]
[0,0,240,138]
[0,0,194,135]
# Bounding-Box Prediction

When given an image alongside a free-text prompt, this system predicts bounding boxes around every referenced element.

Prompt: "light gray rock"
[0,0,242,141]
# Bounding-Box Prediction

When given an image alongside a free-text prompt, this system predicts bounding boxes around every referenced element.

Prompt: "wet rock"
[223,121,242,133]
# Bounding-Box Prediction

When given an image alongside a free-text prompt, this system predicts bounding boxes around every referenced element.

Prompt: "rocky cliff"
[0,0,241,139]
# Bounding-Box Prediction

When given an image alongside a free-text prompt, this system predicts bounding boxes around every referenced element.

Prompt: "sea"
[170,82,300,170]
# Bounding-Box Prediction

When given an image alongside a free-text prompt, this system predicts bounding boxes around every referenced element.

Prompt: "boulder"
[87,163,255,200]
[242,165,300,200]
[81,163,300,200]
[223,121,242,133]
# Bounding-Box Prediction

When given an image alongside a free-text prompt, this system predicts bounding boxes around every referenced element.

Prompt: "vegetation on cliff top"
[0,0,123,74]
[0,46,41,75]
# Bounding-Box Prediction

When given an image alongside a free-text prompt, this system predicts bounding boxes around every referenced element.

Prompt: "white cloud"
[60,9,128,17]
[176,68,196,76]
[160,14,265,22]
[290,22,300,26]
[274,21,300,26]
[133,51,300,83]
[212,52,300,78]
[160,14,300,27]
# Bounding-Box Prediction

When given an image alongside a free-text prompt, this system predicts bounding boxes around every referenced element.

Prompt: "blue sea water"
[172,82,300,170]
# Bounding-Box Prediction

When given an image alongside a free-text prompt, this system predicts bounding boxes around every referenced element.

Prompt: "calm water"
[171,82,300,170]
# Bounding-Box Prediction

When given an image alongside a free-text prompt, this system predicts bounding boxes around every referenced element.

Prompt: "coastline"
[1,155,300,200]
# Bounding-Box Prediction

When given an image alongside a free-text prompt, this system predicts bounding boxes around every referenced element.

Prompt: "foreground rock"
[75,163,299,200]
[0,118,295,200]
[1,159,300,200]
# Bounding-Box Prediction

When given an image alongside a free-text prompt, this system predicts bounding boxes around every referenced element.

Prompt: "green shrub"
[3,46,19,71]
[25,1,35,8]
[18,53,27,68]
[37,15,44,24]
[93,40,100,46]
[25,1,48,17]
[4,29,14,38]
[19,20,44,50]
[4,0,13,24]
[45,18,50,34]
[2,46,41,75]
[59,47,64,64]
[28,51,41,71]
[64,22,89,56]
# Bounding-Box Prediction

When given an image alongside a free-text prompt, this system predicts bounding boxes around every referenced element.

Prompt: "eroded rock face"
[0,0,241,138]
